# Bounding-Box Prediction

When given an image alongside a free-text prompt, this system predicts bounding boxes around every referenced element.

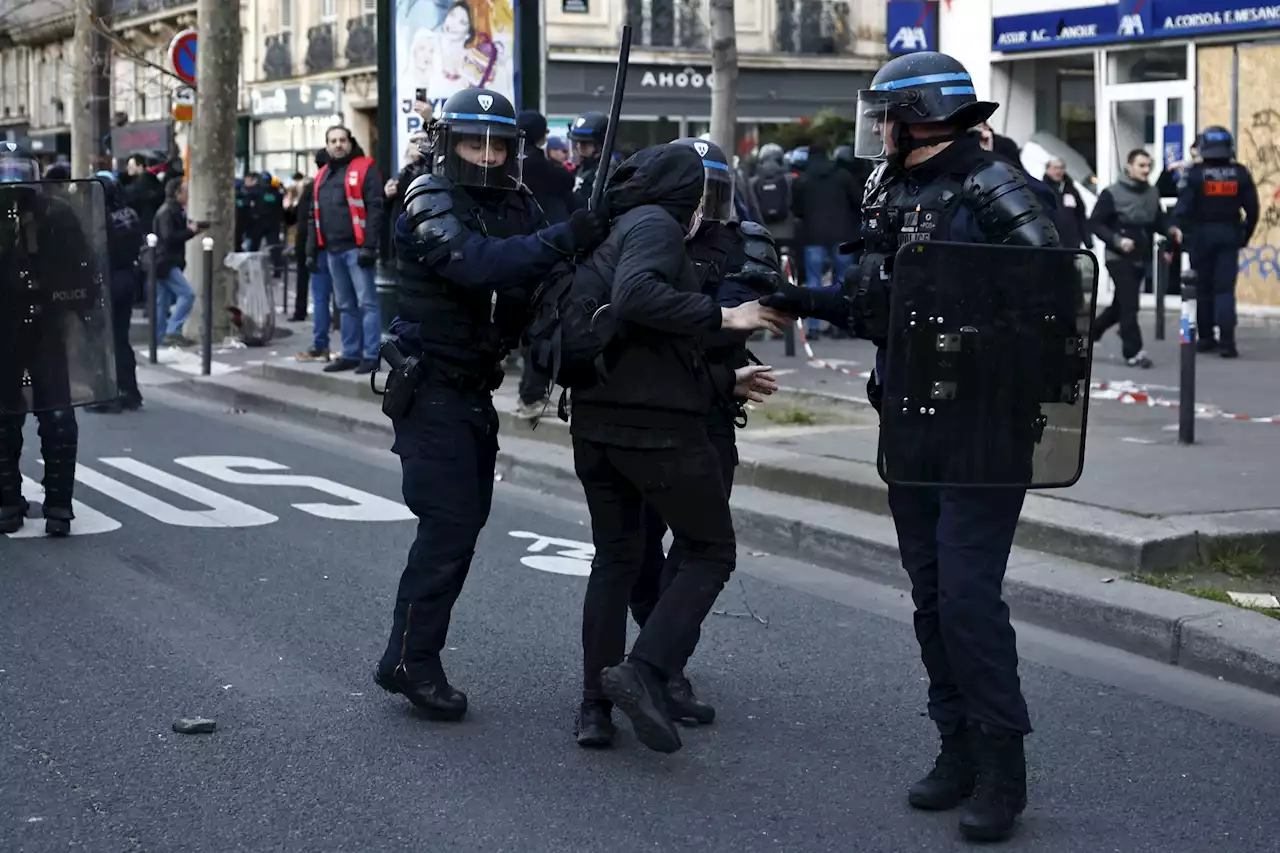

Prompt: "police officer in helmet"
[375,88,608,720]
[607,137,784,744]
[1174,126,1259,358]
[568,110,612,208]
[0,143,103,537]
[763,52,1060,843]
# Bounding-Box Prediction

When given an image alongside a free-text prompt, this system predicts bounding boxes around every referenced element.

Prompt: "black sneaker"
[958,726,1027,843]
[600,660,682,754]
[575,701,617,748]
[323,358,359,373]
[354,359,378,375]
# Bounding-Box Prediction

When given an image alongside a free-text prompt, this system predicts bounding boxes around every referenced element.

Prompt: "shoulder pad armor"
[403,172,467,259]
[962,160,1060,248]
[738,220,781,273]
[863,162,889,207]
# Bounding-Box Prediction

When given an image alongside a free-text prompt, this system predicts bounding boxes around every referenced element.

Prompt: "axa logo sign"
[1116,0,1153,37]
[886,2,937,55]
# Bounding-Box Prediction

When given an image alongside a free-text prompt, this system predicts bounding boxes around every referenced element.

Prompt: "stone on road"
[172,718,217,735]
[1,388,1278,852]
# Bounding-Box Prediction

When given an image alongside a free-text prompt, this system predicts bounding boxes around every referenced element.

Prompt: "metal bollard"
[1179,271,1198,445]
[146,233,159,365]
[201,237,214,377]
[1154,244,1168,341]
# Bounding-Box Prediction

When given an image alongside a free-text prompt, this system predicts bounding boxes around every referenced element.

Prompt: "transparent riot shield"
[876,241,1099,489]
[0,179,116,414]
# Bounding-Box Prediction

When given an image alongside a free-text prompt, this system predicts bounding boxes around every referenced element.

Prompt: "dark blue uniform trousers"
[1189,229,1242,345]
[381,384,499,684]
[887,484,1033,735]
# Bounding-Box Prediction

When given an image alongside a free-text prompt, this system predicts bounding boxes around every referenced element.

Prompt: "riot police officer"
[762,52,1059,843]
[0,143,111,537]
[1174,127,1259,358]
[611,138,783,742]
[373,88,607,720]
[568,110,614,207]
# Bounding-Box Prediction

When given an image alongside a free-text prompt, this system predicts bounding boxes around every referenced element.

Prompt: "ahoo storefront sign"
[640,66,715,89]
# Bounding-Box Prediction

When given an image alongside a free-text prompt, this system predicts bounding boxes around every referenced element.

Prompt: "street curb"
[158,370,1280,698]
[248,360,1280,575]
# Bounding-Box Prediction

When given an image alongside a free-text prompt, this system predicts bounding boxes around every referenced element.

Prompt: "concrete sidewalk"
[130,337,1280,700]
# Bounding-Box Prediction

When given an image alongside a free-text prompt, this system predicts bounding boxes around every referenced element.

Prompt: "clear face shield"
[854,90,896,161]
[440,125,524,190]
[0,157,39,184]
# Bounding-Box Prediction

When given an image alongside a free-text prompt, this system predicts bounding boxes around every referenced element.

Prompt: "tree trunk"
[69,0,95,178]
[708,0,738,155]
[186,0,241,344]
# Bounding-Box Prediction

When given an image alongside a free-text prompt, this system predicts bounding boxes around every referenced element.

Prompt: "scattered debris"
[1226,591,1280,609]
[1101,577,1116,583]
[221,684,233,690]
[172,717,217,735]
[26,817,43,823]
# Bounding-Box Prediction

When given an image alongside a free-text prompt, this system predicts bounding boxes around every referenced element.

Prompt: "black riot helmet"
[430,87,524,191]
[569,110,608,160]
[671,137,735,225]
[758,142,785,165]
[0,141,40,183]
[1196,126,1234,161]
[833,145,856,172]
[855,52,998,162]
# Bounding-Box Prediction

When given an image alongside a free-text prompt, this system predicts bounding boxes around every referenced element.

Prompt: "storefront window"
[1059,71,1097,174]
[1108,46,1187,85]
[252,115,339,176]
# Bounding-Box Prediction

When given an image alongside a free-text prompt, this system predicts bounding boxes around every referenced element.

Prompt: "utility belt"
[371,339,501,419]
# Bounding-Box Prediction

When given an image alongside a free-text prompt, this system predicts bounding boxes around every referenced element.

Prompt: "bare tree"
[708,0,738,155]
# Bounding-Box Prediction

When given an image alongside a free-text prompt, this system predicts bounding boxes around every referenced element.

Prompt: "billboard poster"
[395,0,517,170]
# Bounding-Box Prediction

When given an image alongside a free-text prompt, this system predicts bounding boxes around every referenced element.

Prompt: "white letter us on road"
[172,456,414,522]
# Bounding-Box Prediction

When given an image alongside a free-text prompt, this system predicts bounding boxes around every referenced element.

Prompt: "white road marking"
[509,530,594,576]
[81,459,277,528]
[172,456,414,522]
[3,476,122,538]
[133,346,240,376]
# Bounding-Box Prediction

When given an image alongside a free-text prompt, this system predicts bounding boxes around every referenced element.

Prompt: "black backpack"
[524,255,618,414]
[754,175,789,224]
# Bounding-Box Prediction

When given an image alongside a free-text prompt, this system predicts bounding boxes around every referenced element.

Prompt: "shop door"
[1098,82,1194,191]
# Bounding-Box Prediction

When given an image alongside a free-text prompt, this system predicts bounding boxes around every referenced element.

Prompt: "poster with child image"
[395,0,517,169]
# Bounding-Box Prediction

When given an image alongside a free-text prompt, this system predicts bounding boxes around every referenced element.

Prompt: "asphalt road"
[3,390,1280,853]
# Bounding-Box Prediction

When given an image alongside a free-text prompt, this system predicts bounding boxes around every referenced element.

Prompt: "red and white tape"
[793,323,1280,424]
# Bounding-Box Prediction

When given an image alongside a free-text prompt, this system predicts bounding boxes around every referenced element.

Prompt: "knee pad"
[36,408,78,446]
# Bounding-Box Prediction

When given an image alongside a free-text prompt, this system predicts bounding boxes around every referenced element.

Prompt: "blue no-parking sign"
[169,29,198,86]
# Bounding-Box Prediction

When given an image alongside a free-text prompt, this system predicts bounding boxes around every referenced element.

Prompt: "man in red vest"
[306,125,385,374]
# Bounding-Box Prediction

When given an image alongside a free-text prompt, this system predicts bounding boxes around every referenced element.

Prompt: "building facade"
[935,0,1280,308]
[544,0,888,154]
[0,1,77,163]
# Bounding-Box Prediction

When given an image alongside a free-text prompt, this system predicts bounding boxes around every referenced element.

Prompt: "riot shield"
[876,241,1099,489]
[0,179,116,415]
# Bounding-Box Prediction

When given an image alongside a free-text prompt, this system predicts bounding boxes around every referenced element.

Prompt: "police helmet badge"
[478,94,493,112]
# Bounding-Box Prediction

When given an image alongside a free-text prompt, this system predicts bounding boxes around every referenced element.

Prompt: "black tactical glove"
[762,283,850,327]
[357,247,378,268]
[760,283,815,316]
[724,267,781,299]
[566,207,609,254]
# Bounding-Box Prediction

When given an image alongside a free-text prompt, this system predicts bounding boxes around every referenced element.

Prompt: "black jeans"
[1096,260,1144,359]
[109,268,140,401]
[575,434,737,703]
[382,383,499,683]
[887,484,1031,735]
[631,427,738,629]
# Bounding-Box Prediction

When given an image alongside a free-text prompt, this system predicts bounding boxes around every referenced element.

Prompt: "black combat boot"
[374,661,468,721]
[600,659,682,754]
[0,425,24,535]
[665,672,715,725]
[41,441,77,538]
[958,725,1027,843]
[575,700,617,748]
[908,722,976,811]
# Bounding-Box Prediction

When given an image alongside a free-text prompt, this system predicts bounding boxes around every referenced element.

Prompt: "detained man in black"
[568,143,783,753]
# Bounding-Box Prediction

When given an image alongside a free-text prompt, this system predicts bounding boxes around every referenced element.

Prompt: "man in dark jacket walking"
[790,143,861,336]
[1042,158,1088,249]
[306,126,385,375]
[1089,149,1181,368]
[152,179,203,347]
[569,143,783,755]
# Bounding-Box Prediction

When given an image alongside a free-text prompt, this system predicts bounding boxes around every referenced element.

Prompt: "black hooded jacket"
[570,144,733,449]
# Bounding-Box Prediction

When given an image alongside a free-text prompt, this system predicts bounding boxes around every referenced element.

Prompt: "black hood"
[605,143,704,223]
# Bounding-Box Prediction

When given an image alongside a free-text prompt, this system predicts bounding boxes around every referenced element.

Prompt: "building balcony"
[262,33,294,82]
[254,13,375,85]
[108,0,196,22]
[549,0,885,61]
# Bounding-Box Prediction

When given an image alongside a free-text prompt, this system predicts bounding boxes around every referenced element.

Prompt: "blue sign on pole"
[887,1,939,55]
[169,29,198,85]
[1164,123,1185,173]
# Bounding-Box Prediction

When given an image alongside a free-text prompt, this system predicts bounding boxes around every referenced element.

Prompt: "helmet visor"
[0,158,38,183]
[440,127,524,190]
[854,90,894,160]
[702,167,735,223]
